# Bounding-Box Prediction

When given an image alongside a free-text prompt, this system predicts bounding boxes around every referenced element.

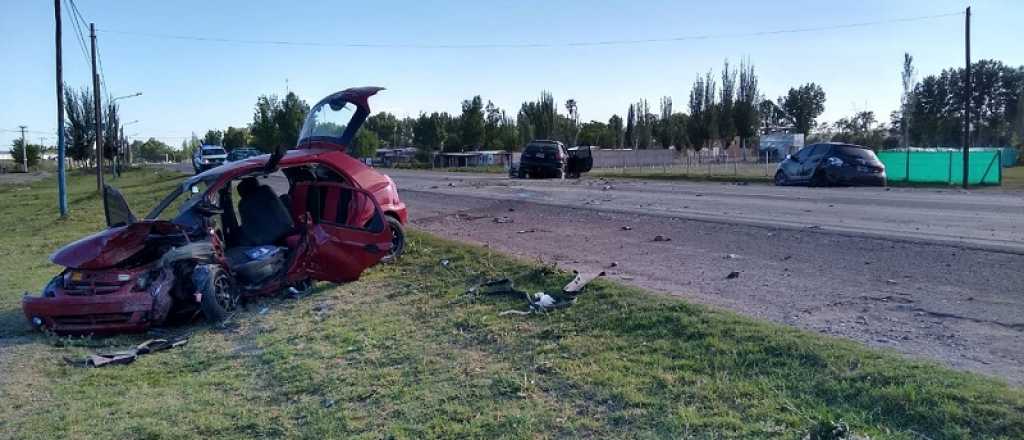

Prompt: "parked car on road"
[227,147,262,162]
[775,143,886,186]
[192,145,228,173]
[23,87,408,335]
[516,140,592,179]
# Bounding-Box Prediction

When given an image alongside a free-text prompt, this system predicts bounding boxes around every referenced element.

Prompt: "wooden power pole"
[962,6,971,189]
[55,0,68,216]
[18,126,28,172]
[90,22,103,192]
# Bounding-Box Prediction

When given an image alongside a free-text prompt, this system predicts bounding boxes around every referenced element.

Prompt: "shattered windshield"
[298,99,358,147]
[145,176,214,221]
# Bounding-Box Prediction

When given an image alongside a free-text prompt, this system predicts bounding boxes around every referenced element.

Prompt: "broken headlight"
[135,271,156,291]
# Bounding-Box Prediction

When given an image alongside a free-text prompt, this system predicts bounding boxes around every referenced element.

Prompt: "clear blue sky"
[2,0,1022,150]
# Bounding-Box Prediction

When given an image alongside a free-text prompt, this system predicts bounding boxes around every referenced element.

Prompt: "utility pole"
[962,6,971,189]
[55,0,68,216]
[18,126,28,172]
[90,23,103,192]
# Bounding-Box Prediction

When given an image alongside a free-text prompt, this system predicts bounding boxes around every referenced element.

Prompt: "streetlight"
[107,93,141,175]
[110,92,142,104]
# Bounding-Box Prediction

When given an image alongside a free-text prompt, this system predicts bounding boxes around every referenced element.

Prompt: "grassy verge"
[1001,165,1024,190]
[2,169,1022,439]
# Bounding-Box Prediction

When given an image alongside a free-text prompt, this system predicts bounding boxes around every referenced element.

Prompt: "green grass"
[2,169,1023,439]
[590,163,773,184]
[1001,165,1024,190]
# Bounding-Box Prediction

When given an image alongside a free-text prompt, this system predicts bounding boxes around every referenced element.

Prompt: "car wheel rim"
[213,275,235,311]
[389,224,404,256]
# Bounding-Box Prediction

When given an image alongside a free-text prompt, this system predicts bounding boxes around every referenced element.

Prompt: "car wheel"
[198,265,237,323]
[774,171,788,186]
[811,169,828,187]
[381,216,406,263]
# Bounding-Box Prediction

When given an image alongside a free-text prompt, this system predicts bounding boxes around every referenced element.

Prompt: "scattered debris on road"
[621,225,632,231]
[467,270,605,316]
[64,334,190,368]
[653,235,671,242]
[726,271,741,279]
[493,216,514,224]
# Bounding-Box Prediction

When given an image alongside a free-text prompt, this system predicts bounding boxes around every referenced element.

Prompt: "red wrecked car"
[23,87,408,334]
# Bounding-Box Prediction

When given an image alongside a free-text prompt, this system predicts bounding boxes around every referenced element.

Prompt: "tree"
[413,112,449,159]
[64,86,95,163]
[351,129,380,158]
[655,97,673,148]
[734,58,761,154]
[719,60,737,147]
[625,104,636,147]
[223,126,250,150]
[366,112,399,147]
[103,102,120,161]
[688,72,718,150]
[250,92,310,152]
[579,121,613,146]
[459,96,485,150]
[900,53,917,148]
[518,91,558,140]
[608,115,623,147]
[10,139,42,169]
[274,92,309,147]
[203,129,223,146]
[134,138,179,162]
[251,95,278,151]
[780,83,826,135]
[565,99,580,146]
[670,113,689,148]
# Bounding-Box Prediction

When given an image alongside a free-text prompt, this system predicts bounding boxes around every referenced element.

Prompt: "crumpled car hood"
[50,222,155,269]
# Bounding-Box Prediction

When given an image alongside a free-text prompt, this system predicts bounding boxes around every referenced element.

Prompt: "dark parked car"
[516,140,592,179]
[775,143,886,187]
[228,147,262,162]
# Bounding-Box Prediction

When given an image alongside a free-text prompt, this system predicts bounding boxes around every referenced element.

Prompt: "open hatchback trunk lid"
[296,86,384,151]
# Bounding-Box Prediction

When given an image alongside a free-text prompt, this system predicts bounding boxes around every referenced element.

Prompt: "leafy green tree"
[780,83,826,135]
[579,121,614,146]
[719,60,737,147]
[136,138,176,162]
[251,95,278,151]
[460,96,485,150]
[688,72,717,150]
[608,115,623,147]
[670,113,689,148]
[625,104,636,147]
[64,86,95,163]
[655,97,673,148]
[274,92,309,146]
[413,112,449,159]
[10,139,42,169]
[564,99,579,146]
[103,102,120,160]
[203,130,223,146]
[518,91,558,140]
[223,126,250,150]
[366,112,399,147]
[351,129,380,158]
[734,58,761,153]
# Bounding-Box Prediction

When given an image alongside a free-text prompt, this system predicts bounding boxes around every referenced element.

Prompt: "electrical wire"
[63,0,90,64]
[96,11,963,49]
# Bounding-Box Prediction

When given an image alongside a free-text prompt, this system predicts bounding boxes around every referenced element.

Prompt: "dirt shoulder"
[403,189,1024,384]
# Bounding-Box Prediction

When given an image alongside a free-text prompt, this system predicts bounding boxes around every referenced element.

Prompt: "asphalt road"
[170,163,1024,383]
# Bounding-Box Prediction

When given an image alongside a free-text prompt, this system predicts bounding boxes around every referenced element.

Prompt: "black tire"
[811,169,828,187]
[774,171,788,186]
[382,215,406,263]
[198,265,237,323]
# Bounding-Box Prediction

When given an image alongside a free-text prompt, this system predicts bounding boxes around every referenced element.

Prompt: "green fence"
[877,150,1002,185]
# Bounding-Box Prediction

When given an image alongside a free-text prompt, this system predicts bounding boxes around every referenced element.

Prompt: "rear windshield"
[203,148,226,155]
[832,146,878,161]
[526,144,559,154]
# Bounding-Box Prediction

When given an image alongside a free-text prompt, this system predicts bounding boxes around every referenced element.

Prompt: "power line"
[97,11,963,49]
[63,0,90,64]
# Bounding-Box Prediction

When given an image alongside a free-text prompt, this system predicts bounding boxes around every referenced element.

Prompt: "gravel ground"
[393,172,1024,384]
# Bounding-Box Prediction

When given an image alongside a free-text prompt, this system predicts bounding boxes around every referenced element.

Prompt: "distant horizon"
[3,0,1022,150]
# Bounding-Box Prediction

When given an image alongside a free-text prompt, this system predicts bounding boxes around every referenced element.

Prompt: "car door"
[801,144,830,180]
[296,182,392,283]
[782,146,811,180]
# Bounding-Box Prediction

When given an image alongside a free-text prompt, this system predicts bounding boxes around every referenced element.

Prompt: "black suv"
[517,140,593,179]
[775,142,887,186]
